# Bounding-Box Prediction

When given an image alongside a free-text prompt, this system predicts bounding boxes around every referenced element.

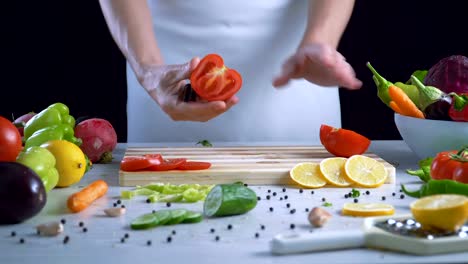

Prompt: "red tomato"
[177,161,212,170]
[147,158,187,171]
[120,155,162,172]
[319,124,371,158]
[190,54,242,101]
[0,116,22,162]
[431,149,468,183]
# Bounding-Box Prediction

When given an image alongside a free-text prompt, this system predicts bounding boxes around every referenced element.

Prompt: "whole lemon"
[41,140,86,187]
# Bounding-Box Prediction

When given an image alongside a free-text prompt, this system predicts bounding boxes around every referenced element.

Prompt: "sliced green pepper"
[24,103,76,140]
[16,146,59,192]
[24,124,82,149]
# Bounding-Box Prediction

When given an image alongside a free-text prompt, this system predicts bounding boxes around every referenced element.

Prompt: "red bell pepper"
[449,93,468,121]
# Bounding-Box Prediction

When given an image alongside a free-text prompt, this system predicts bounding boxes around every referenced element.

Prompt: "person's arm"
[98,0,162,78]
[300,0,355,49]
[273,0,361,90]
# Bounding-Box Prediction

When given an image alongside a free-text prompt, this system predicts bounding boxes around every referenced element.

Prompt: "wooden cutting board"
[119,146,396,187]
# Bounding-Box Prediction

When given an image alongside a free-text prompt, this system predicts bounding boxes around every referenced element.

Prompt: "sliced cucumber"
[182,211,203,224]
[130,213,159,230]
[153,210,172,225]
[203,184,258,217]
[165,209,188,225]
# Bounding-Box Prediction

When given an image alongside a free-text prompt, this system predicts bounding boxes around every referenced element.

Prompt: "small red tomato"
[431,148,468,183]
[0,116,22,162]
[319,124,371,158]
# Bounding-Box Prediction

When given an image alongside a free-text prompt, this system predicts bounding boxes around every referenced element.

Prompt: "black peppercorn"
[286,203,290,208]
[310,190,314,195]
[299,189,303,193]
[344,194,349,198]
[147,240,152,246]
[354,198,358,203]
[124,233,129,239]
[282,188,286,192]
[166,202,171,207]
[257,196,261,201]
[400,194,405,199]
[365,191,370,195]
[290,224,295,229]
[260,225,265,230]
[121,238,125,243]
[227,224,233,230]
[167,236,172,243]
[290,209,296,214]
[11,231,16,237]
[322,198,326,202]
[268,190,271,193]
[117,199,122,204]
[305,208,310,212]
[273,192,277,196]
[269,207,274,212]
[284,195,288,200]
[79,222,84,227]
[255,233,259,238]
[280,197,283,201]
[215,236,220,241]
[64,236,70,244]
[266,195,271,200]
[146,198,151,203]
[382,196,386,201]
[172,230,176,235]
[61,219,66,225]
[152,210,156,213]
[210,228,215,233]
[121,205,126,208]
[244,183,248,187]
[113,203,117,207]
[83,228,88,233]
[19,238,25,244]
[392,192,396,196]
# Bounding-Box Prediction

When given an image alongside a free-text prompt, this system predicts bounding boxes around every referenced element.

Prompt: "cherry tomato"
[147,158,187,171]
[431,148,468,183]
[177,161,211,170]
[190,54,242,101]
[0,116,22,162]
[120,155,161,172]
[319,124,371,158]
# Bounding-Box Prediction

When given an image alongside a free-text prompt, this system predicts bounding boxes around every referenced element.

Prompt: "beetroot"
[13,112,36,137]
[424,55,468,94]
[74,118,117,163]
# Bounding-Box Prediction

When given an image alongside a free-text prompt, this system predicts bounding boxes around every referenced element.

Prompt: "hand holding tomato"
[272,43,362,90]
[138,57,238,122]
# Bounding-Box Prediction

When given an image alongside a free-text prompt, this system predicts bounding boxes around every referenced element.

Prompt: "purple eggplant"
[0,162,46,225]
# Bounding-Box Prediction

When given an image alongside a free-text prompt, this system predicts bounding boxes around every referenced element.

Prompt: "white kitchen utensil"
[270,214,468,255]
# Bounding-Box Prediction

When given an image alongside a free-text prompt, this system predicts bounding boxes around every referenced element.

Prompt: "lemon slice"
[289,162,327,188]
[410,194,468,232]
[319,157,351,187]
[342,202,395,217]
[344,155,387,188]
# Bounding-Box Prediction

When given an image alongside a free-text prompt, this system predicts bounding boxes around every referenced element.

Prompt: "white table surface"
[1,140,466,264]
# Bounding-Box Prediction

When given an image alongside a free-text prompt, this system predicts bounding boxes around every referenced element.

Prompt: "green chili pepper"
[406,157,433,183]
[24,124,82,149]
[23,103,76,140]
[366,62,420,107]
[401,179,468,198]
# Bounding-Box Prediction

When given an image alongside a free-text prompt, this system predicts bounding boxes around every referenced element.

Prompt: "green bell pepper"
[16,146,59,192]
[24,103,76,140]
[24,124,82,149]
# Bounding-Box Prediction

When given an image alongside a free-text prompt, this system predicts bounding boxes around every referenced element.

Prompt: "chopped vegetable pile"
[121,182,215,203]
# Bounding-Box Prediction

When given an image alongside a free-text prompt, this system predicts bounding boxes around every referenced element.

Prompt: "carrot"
[388,85,425,119]
[389,101,403,115]
[67,180,108,213]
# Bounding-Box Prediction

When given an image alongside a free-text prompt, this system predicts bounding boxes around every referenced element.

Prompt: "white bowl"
[394,113,468,159]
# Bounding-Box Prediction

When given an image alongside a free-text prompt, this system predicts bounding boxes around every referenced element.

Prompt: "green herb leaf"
[351,188,360,198]
[196,140,213,147]
[322,202,333,207]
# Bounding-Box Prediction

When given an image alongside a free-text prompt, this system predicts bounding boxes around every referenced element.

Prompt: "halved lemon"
[342,202,395,217]
[344,155,387,188]
[410,194,468,232]
[319,157,351,187]
[289,162,327,188]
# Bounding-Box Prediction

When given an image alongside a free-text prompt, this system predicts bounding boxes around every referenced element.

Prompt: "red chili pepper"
[449,93,468,121]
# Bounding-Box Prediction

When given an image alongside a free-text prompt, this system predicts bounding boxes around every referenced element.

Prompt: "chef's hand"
[138,57,239,122]
[272,43,362,90]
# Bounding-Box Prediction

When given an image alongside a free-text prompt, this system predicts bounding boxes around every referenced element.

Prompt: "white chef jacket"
[126,0,341,143]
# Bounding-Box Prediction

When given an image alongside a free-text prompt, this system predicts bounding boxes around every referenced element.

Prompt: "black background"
[4,1,468,143]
